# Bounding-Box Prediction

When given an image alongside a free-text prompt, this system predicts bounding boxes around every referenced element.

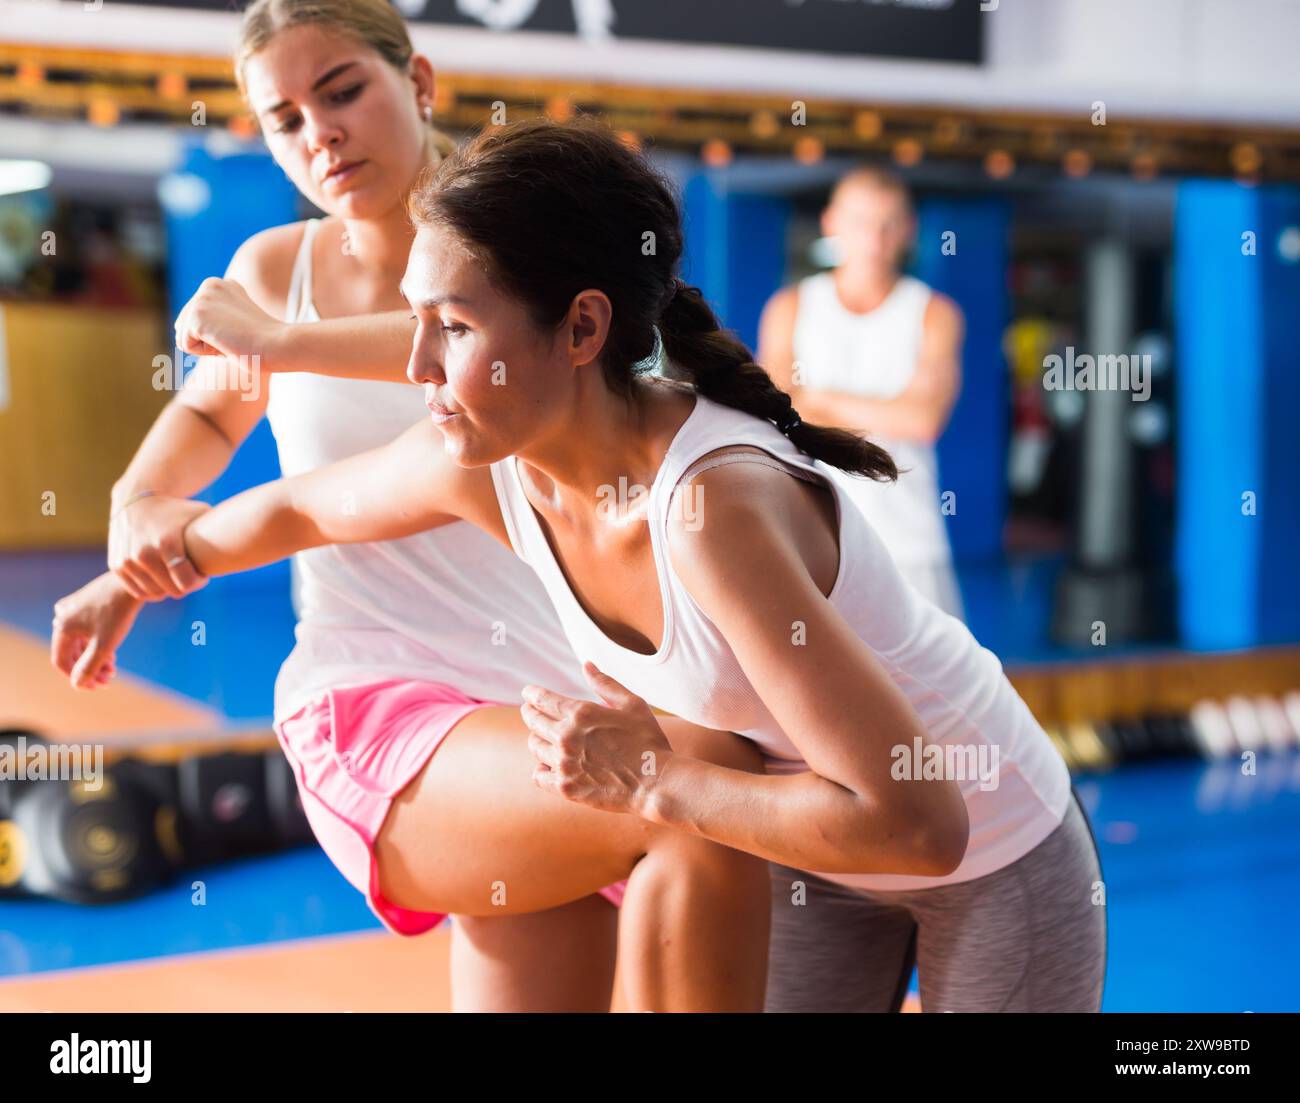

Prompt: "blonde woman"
[53,0,768,1013]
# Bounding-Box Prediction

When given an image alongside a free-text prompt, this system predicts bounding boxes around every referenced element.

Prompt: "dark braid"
[408,117,895,481]
[659,280,897,481]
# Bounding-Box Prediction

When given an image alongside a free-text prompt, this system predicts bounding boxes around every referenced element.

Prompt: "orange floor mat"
[0,924,921,1012]
[0,624,221,743]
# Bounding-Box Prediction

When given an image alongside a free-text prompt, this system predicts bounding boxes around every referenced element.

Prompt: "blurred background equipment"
[1,727,315,905]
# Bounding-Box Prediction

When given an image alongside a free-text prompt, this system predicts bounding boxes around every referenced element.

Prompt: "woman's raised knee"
[658,718,764,774]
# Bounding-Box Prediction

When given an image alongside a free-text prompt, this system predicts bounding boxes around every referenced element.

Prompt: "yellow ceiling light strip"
[1,43,1299,179]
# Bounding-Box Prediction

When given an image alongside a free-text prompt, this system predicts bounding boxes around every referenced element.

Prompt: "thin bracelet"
[111,489,157,519]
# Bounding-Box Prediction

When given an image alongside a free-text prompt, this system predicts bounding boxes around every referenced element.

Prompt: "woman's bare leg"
[374,707,769,1011]
[614,717,771,1012]
[451,895,617,1012]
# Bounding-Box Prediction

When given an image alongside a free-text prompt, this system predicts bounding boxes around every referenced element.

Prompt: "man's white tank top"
[792,272,952,567]
[264,218,590,723]
[489,385,1071,891]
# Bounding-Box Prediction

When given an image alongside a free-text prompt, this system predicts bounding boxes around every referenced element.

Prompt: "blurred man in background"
[759,167,965,618]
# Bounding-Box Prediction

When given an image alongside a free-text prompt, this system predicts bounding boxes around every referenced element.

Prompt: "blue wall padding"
[1254,188,1300,645]
[1173,181,1300,649]
[913,197,1012,562]
[681,172,791,352]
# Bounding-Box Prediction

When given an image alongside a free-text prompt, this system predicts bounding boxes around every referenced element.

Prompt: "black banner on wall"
[121,0,986,64]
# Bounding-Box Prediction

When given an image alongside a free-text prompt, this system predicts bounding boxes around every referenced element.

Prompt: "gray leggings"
[765,788,1107,1012]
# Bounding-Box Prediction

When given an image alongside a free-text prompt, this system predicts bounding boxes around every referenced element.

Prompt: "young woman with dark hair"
[60,117,1104,1012]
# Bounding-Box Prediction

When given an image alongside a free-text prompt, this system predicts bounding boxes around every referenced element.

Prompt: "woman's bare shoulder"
[225,218,329,316]
[667,443,841,598]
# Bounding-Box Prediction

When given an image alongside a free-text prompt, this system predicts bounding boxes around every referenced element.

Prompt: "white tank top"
[489,385,1070,890]
[264,219,591,722]
[792,272,952,566]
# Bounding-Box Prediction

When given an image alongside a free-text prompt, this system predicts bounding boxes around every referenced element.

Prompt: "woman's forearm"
[793,386,942,444]
[112,348,274,511]
[271,311,416,383]
[181,481,316,578]
[641,754,963,877]
[179,420,464,578]
[111,400,238,509]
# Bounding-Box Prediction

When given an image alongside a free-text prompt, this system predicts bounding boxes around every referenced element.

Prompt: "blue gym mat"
[3,549,1298,1010]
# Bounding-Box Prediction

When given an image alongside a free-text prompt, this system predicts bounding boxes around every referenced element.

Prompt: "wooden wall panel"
[0,304,170,548]
[1007,647,1300,725]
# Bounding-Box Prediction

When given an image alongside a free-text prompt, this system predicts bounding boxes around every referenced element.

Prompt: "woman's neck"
[516,376,689,528]
[341,146,443,281]
[338,202,418,283]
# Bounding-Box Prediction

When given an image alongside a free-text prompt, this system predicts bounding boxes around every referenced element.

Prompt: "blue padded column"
[680,171,791,351]
[912,196,1012,563]
[1173,181,1300,649]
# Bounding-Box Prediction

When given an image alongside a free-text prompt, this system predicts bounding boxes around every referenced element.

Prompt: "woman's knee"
[658,717,764,774]
[452,910,518,950]
[635,828,769,907]
[639,805,765,881]
[641,720,765,871]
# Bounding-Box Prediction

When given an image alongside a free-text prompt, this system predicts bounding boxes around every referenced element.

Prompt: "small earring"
[422,104,433,122]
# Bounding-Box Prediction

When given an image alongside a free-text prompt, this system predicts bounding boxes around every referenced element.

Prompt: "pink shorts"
[274,678,626,935]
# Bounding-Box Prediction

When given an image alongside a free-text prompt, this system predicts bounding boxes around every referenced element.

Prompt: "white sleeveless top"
[792,272,952,567]
[264,219,591,722]
[489,386,1070,890]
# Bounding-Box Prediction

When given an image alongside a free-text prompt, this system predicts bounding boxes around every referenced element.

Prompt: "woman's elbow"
[869,786,969,876]
[916,791,970,876]
[831,786,968,876]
